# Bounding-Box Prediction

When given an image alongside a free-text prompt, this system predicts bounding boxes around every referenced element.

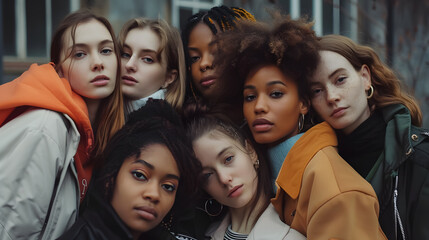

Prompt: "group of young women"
[0,4,427,240]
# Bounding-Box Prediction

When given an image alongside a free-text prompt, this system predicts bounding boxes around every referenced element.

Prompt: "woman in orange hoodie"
[0,10,123,240]
[214,16,386,239]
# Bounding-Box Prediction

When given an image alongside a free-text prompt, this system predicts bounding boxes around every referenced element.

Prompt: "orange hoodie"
[0,63,94,201]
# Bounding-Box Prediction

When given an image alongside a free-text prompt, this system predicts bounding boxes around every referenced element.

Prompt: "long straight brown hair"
[319,35,422,126]
[50,9,125,163]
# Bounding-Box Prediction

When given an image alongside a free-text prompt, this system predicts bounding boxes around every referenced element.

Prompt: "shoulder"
[204,215,229,240]
[409,125,429,167]
[304,146,378,200]
[57,218,93,240]
[0,108,80,168]
[249,204,305,240]
[1,108,78,141]
[2,108,70,131]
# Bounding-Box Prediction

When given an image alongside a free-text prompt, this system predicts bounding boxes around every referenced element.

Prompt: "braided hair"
[92,99,201,217]
[181,5,255,101]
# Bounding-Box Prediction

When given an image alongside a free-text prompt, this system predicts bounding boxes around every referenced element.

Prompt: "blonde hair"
[319,35,422,126]
[119,18,186,112]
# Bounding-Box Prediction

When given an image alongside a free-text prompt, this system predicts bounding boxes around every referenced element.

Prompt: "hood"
[0,63,94,200]
[276,121,338,199]
[380,104,418,173]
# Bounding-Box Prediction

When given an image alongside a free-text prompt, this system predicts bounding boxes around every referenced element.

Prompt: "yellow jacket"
[272,122,386,239]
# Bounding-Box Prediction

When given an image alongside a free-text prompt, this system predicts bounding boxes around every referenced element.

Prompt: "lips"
[134,206,158,221]
[330,107,347,118]
[91,75,110,86]
[252,118,274,132]
[200,75,217,87]
[122,75,138,85]
[228,184,243,198]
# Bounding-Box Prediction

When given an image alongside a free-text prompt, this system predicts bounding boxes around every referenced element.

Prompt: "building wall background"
[1,0,428,126]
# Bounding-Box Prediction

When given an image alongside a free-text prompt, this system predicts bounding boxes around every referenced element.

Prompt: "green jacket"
[369,104,429,240]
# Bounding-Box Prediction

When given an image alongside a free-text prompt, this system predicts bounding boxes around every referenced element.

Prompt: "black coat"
[57,193,179,240]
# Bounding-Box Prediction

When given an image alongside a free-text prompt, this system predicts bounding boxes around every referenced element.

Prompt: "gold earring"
[367,85,374,99]
[254,159,260,170]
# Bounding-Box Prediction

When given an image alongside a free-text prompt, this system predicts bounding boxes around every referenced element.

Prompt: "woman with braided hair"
[214,15,387,239]
[182,5,255,125]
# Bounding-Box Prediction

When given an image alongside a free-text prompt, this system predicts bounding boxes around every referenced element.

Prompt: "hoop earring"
[367,85,374,99]
[298,113,305,132]
[204,198,223,217]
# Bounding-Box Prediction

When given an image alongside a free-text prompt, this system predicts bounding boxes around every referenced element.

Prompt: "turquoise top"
[268,133,304,190]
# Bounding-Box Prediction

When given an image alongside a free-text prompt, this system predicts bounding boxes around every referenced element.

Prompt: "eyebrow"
[243,80,286,90]
[187,47,199,52]
[69,39,114,51]
[133,159,180,180]
[328,68,346,79]
[217,146,232,159]
[122,44,157,54]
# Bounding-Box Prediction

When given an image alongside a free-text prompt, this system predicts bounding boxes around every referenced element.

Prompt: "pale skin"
[121,27,177,100]
[59,19,118,124]
[310,51,372,134]
[193,131,268,234]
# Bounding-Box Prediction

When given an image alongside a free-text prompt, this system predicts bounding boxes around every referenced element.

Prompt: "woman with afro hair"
[213,15,387,239]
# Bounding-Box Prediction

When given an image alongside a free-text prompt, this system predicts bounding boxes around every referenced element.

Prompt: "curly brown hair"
[318,34,422,126]
[213,15,320,130]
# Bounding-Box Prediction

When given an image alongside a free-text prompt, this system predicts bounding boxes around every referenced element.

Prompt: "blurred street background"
[1,0,428,126]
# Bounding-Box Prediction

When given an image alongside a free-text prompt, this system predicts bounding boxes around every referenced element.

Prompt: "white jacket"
[206,204,306,240]
[0,109,81,240]
[129,89,166,112]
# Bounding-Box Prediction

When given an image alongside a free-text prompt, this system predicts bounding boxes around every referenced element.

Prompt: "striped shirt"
[224,224,247,240]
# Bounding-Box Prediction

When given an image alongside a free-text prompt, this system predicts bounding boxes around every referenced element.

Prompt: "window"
[2,0,78,61]
[171,0,223,30]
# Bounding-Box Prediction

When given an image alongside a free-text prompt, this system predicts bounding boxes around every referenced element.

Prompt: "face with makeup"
[243,65,308,144]
[121,27,175,100]
[193,130,258,209]
[111,144,179,239]
[187,23,222,102]
[60,19,117,101]
[310,50,371,135]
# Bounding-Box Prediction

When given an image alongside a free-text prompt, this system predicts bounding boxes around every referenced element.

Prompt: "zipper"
[393,172,406,240]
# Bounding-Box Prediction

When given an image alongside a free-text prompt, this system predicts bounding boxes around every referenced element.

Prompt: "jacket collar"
[379,104,424,172]
[275,122,338,199]
[207,204,293,239]
[85,193,134,239]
